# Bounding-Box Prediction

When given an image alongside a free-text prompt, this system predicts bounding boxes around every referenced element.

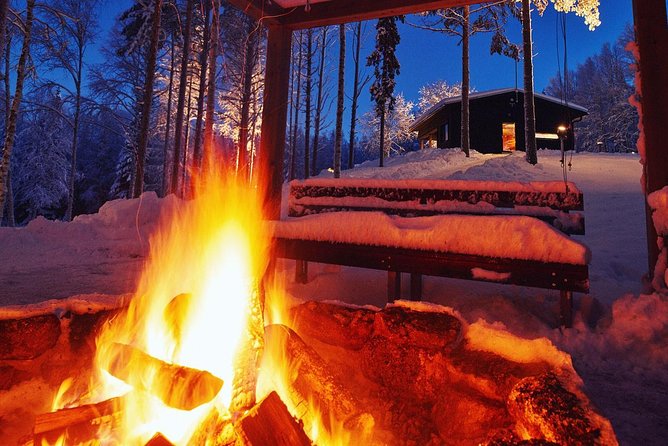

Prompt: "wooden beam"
[257,24,292,220]
[273,238,590,293]
[225,0,282,24]
[278,0,480,29]
[633,0,668,276]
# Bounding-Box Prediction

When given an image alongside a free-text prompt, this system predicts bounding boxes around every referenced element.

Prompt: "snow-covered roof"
[410,88,589,132]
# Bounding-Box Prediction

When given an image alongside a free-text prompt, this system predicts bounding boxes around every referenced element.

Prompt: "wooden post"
[560,290,573,328]
[295,260,308,284]
[387,271,401,302]
[633,0,668,278]
[410,273,422,301]
[257,25,292,220]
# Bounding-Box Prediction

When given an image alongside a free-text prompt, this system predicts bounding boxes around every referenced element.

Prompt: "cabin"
[409,88,588,153]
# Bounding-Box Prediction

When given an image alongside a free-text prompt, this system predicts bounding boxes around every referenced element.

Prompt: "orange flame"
[45,153,356,444]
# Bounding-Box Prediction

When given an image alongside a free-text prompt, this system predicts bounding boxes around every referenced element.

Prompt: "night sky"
[94,0,634,118]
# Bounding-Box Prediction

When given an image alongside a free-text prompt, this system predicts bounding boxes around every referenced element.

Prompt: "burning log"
[33,396,123,444]
[103,342,223,410]
[229,285,266,414]
[238,391,311,446]
[264,324,374,436]
[145,433,175,446]
[507,373,617,445]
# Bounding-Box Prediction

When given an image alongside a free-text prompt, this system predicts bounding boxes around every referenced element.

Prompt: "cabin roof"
[410,88,589,132]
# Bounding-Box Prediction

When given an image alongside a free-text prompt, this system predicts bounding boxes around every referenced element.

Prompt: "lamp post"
[557,124,568,166]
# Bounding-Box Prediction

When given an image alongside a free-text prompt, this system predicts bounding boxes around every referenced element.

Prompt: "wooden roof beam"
[225,0,282,25]
[277,0,481,30]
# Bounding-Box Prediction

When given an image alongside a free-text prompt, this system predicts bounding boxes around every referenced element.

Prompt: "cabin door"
[502,123,516,152]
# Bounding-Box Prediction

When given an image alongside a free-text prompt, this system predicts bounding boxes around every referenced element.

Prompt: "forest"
[0,0,634,226]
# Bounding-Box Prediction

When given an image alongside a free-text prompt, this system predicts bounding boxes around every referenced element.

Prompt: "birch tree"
[416,2,518,157]
[0,0,36,216]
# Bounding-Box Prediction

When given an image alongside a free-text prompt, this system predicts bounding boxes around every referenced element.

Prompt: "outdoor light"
[557,125,568,136]
[557,125,568,165]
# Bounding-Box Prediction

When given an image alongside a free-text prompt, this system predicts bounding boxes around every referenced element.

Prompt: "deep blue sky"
[92,0,633,118]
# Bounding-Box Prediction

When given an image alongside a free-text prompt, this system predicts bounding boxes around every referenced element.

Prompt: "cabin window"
[502,123,516,152]
[441,122,449,142]
[536,132,559,140]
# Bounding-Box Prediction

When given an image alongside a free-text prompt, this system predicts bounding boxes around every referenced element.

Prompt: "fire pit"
[0,162,617,445]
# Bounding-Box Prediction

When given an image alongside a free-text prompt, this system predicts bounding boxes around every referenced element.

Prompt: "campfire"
[3,159,616,445]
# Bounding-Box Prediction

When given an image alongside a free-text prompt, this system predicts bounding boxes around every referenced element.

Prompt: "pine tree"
[13,91,70,222]
[367,16,401,167]
[348,21,368,170]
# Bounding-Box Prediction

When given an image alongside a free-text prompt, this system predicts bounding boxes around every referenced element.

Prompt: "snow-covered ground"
[1,149,666,444]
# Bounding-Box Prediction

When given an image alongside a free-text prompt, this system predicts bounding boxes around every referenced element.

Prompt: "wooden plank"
[277,0,480,29]
[288,204,585,235]
[272,238,589,293]
[257,24,292,220]
[290,184,584,211]
[632,0,668,275]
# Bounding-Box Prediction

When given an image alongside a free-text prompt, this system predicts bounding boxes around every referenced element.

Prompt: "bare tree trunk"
[311,27,327,177]
[333,24,345,178]
[238,18,257,182]
[522,0,538,165]
[162,33,177,196]
[171,0,194,195]
[182,74,194,196]
[348,21,362,170]
[303,29,313,178]
[461,5,470,158]
[289,31,303,181]
[65,47,85,219]
[0,0,35,214]
[193,1,212,171]
[379,104,385,167]
[133,0,163,198]
[2,30,14,226]
[0,0,8,66]
[203,0,219,166]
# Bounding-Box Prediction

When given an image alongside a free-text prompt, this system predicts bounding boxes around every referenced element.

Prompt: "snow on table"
[272,211,591,265]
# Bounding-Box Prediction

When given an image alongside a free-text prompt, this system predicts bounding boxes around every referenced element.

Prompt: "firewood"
[238,391,312,446]
[33,396,123,444]
[102,342,223,410]
[264,324,374,436]
[145,432,175,446]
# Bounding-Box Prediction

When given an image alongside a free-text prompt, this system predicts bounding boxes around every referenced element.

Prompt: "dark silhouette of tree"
[367,16,401,167]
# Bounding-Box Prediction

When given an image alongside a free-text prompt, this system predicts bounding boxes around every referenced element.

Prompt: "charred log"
[238,391,311,446]
[102,343,223,410]
[33,396,123,444]
[264,324,374,436]
[507,373,615,445]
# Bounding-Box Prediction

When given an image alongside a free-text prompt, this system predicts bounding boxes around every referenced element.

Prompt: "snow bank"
[272,212,591,265]
[648,186,668,290]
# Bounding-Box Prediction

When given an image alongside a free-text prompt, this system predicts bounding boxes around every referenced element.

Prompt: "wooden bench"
[272,178,589,327]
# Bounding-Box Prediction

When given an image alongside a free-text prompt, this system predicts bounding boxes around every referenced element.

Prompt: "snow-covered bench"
[272,179,590,327]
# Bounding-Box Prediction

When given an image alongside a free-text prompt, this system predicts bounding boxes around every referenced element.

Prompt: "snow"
[0,148,664,444]
[273,212,590,264]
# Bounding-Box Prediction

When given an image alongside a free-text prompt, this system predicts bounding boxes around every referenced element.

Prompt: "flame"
[87,157,270,444]
[44,153,356,444]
